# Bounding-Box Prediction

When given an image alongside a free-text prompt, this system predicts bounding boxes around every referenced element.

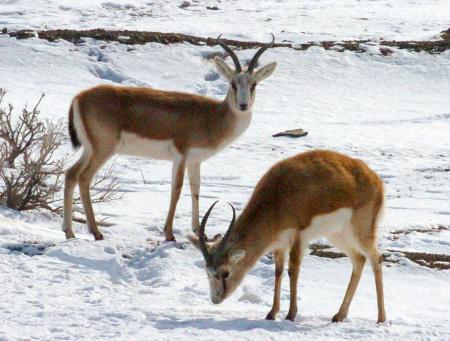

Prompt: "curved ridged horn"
[220,202,236,245]
[247,33,275,73]
[199,200,219,265]
[216,34,242,72]
[227,202,236,230]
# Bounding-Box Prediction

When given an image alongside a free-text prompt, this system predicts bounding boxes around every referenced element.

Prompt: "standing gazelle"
[63,37,277,241]
[189,150,386,323]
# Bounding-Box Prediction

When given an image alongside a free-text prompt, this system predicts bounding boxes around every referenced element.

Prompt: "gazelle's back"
[246,150,384,230]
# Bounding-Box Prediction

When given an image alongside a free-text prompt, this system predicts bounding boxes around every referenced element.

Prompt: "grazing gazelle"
[189,150,386,323]
[62,36,277,241]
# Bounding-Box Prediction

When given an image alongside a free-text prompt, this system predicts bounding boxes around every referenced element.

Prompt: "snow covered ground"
[1,1,449,340]
[2,0,450,42]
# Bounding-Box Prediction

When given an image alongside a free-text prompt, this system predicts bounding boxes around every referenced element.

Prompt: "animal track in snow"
[204,71,220,81]
[89,63,149,86]
[90,64,127,83]
[2,241,54,256]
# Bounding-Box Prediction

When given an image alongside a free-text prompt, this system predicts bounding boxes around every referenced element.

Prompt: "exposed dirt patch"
[309,242,450,270]
[3,28,450,54]
[386,249,450,270]
[386,225,449,242]
[310,248,346,259]
[5,28,288,49]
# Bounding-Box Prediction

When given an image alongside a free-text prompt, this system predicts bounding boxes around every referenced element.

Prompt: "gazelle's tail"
[68,100,81,149]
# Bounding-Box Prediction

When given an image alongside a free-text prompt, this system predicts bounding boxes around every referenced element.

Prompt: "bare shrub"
[0,89,121,223]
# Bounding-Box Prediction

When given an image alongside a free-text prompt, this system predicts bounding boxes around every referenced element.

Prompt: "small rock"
[206,6,219,10]
[273,128,308,138]
[380,47,393,56]
[179,1,190,8]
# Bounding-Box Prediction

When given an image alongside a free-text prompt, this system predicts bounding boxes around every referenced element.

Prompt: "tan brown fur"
[73,85,237,153]
[62,37,278,242]
[63,84,243,242]
[191,150,386,323]
[235,150,383,233]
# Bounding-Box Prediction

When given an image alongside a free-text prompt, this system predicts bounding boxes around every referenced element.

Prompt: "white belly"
[116,132,179,160]
[116,110,251,163]
[187,146,223,162]
[301,208,353,242]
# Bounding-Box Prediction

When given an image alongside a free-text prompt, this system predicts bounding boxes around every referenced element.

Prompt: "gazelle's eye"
[222,271,230,279]
[231,83,237,91]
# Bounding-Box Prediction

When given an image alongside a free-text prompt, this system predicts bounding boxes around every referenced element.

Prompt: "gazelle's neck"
[223,209,273,271]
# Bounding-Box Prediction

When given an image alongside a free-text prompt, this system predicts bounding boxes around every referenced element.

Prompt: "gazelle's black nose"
[239,104,248,111]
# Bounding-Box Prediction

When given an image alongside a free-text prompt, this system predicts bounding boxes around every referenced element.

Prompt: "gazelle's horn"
[216,35,242,72]
[247,33,275,73]
[199,201,219,265]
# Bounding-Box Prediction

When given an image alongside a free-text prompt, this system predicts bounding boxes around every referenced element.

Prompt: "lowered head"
[188,201,247,304]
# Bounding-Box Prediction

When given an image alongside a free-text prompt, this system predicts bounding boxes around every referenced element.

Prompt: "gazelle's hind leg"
[366,247,386,323]
[62,152,89,239]
[351,203,386,323]
[78,147,115,241]
[328,234,366,322]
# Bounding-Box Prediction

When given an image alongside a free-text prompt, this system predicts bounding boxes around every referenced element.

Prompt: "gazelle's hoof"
[65,231,75,239]
[377,314,387,324]
[165,235,176,242]
[265,311,277,320]
[332,312,346,323]
[285,312,297,322]
[94,233,104,241]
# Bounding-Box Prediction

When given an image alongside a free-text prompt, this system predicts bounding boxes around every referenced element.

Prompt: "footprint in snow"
[204,71,220,81]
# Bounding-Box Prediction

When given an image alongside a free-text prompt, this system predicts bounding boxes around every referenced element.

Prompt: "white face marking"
[301,208,353,242]
[230,73,256,112]
[206,267,225,304]
[116,132,179,160]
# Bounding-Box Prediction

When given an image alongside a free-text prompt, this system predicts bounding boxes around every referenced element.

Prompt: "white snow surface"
[1,1,450,340]
[1,0,450,42]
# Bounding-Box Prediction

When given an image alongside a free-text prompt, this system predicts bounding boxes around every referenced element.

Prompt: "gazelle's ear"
[214,57,234,81]
[187,234,223,253]
[229,249,246,264]
[254,62,277,83]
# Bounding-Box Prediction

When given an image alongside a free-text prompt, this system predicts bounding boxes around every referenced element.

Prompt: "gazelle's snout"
[239,104,248,111]
[211,292,225,304]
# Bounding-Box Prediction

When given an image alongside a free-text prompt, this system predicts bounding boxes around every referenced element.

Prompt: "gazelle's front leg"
[266,250,285,320]
[164,156,186,241]
[285,239,306,321]
[188,162,201,235]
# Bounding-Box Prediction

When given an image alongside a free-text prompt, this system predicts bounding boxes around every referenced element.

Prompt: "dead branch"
[0,89,122,223]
